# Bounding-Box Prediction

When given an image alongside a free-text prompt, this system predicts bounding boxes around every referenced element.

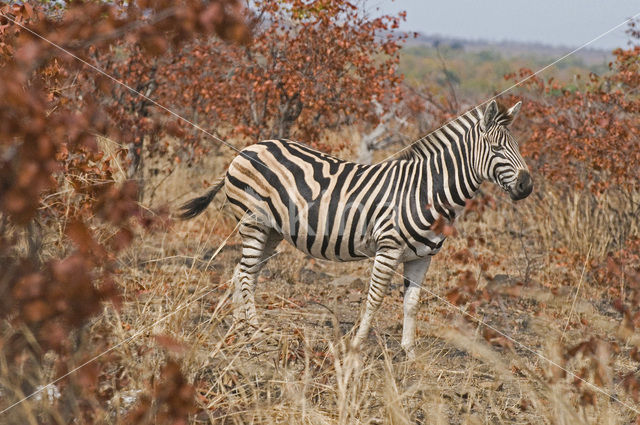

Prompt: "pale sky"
[376,0,640,50]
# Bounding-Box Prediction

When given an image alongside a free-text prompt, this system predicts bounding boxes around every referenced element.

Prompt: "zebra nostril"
[515,171,533,198]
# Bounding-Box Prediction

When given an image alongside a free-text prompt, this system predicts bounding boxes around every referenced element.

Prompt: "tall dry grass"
[1,133,639,424]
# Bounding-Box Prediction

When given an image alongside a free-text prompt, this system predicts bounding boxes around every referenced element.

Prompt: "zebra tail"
[178,177,225,220]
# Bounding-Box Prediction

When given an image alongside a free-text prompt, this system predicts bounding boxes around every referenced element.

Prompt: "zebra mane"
[394,108,483,161]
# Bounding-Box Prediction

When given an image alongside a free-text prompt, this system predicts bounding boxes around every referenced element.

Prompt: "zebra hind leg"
[232,264,244,322]
[232,223,282,330]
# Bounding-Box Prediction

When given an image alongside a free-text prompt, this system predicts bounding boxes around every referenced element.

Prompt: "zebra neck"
[408,109,481,161]
[403,110,484,216]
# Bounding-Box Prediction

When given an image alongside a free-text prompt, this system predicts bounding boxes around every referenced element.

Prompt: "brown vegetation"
[1,1,639,424]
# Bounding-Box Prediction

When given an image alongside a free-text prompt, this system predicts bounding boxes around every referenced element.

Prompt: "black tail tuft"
[178,178,225,220]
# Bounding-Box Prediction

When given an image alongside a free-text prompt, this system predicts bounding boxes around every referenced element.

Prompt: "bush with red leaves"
[503,21,640,408]
[0,1,248,422]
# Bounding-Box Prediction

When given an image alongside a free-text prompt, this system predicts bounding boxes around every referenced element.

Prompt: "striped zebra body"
[181,100,533,356]
[227,140,450,263]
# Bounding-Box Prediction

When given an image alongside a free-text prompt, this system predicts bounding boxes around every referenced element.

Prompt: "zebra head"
[478,100,533,201]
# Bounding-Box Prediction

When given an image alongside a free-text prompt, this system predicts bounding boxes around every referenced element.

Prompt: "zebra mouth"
[509,189,525,201]
[510,187,532,201]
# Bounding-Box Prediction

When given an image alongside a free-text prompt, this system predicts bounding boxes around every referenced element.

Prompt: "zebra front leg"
[401,257,431,359]
[351,250,400,350]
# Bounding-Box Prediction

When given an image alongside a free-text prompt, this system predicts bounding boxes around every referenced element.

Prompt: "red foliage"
[0,1,248,422]
[506,21,640,405]
[505,43,640,194]
[89,0,406,174]
[127,360,197,425]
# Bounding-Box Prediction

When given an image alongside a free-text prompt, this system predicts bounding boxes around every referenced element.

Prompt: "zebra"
[180,100,533,357]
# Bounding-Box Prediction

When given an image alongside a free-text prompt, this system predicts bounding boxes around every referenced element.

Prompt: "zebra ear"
[506,101,522,121]
[482,100,499,130]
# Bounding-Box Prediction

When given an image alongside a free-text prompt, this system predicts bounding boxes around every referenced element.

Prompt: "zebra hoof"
[349,338,362,353]
[231,315,248,331]
[401,344,416,361]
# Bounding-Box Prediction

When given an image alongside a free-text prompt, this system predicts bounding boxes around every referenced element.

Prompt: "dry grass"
[1,137,639,424]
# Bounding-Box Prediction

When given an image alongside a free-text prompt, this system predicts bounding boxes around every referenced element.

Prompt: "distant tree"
[90,0,407,178]
[181,0,407,144]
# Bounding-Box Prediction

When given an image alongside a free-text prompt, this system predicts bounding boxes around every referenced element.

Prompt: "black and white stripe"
[181,100,533,355]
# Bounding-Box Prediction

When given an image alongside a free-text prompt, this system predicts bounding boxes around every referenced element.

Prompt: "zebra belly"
[398,231,446,262]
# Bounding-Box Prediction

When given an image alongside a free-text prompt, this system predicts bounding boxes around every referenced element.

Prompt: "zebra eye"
[490,144,503,153]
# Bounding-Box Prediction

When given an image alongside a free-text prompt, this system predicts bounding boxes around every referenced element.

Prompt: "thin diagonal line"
[2,283,233,414]
[561,244,592,342]
[0,221,281,415]
[4,4,639,417]
[0,12,272,174]
[374,11,640,164]
[355,249,640,415]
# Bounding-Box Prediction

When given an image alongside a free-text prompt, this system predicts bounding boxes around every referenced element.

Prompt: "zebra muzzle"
[510,170,533,201]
